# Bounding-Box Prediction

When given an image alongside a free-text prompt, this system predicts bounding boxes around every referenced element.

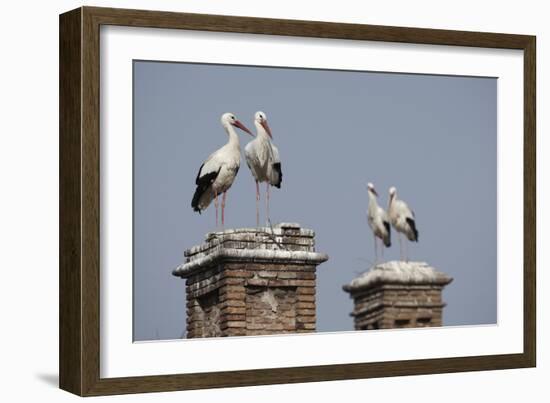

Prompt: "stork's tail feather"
[383,221,391,247]
[271,162,282,188]
[406,217,419,242]
[191,168,219,213]
[191,187,204,213]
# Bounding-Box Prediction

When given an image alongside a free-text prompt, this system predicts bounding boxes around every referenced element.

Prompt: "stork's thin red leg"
[221,190,228,228]
[399,233,403,261]
[373,235,378,264]
[214,191,219,228]
[266,182,270,225]
[255,181,260,227]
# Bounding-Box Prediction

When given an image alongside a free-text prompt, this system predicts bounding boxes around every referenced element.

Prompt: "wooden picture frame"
[59,6,536,396]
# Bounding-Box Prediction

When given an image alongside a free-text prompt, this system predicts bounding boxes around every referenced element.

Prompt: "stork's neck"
[388,193,396,208]
[224,124,241,148]
[254,121,270,140]
[368,190,379,206]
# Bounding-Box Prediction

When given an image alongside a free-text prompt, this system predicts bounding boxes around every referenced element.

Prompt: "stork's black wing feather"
[383,220,391,247]
[191,167,220,213]
[271,162,282,188]
[195,163,204,185]
[405,217,419,242]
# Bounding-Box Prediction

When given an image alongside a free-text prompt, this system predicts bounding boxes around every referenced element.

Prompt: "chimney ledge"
[343,261,453,292]
[173,248,329,278]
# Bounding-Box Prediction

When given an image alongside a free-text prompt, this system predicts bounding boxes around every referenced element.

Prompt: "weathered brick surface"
[173,224,328,338]
[343,261,453,331]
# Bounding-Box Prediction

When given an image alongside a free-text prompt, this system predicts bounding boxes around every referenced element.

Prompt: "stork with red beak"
[367,182,391,262]
[191,112,253,227]
[245,111,283,226]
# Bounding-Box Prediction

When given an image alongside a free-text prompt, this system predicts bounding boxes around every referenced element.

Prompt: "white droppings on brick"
[173,223,328,278]
[343,261,453,292]
[174,249,328,277]
[261,290,279,313]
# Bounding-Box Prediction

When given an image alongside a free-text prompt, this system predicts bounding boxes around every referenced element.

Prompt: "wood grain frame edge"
[58,6,537,396]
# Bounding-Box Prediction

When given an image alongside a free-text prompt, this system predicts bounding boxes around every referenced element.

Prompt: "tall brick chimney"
[343,261,453,330]
[172,223,328,338]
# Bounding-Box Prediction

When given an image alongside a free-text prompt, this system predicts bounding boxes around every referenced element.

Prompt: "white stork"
[191,112,253,227]
[244,111,283,226]
[388,186,419,261]
[367,183,391,262]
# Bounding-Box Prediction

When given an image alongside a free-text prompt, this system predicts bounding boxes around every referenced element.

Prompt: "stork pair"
[191,111,282,228]
[367,183,419,262]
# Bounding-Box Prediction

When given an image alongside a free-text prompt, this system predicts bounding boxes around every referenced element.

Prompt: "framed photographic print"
[59,6,536,396]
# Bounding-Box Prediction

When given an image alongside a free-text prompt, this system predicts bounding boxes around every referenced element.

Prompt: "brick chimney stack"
[173,223,328,338]
[343,261,453,330]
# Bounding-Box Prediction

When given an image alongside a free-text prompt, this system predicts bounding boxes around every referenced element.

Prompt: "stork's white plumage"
[367,183,391,262]
[388,186,419,261]
[191,113,253,227]
[245,111,283,226]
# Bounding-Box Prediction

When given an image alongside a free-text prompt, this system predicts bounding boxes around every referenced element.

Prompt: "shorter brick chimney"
[173,223,328,338]
[343,261,453,330]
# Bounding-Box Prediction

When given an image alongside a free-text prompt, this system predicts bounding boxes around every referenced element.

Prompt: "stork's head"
[367,182,378,196]
[388,186,397,201]
[254,110,272,139]
[221,112,253,136]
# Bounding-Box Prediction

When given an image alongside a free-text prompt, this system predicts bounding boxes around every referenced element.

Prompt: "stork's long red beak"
[260,119,273,139]
[233,120,253,136]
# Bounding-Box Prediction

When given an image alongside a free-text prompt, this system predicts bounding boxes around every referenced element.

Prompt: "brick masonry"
[173,223,328,338]
[343,261,453,330]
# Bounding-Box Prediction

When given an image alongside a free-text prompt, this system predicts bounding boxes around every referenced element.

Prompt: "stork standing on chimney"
[191,112,253,228]
[245,111,283,226]
[388,186,419,261]
[367,182,391,262]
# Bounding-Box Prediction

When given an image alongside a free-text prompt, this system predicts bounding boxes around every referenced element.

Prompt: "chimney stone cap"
[173,223,328,278]
[204,222,310,241]
[343,261,453,292]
